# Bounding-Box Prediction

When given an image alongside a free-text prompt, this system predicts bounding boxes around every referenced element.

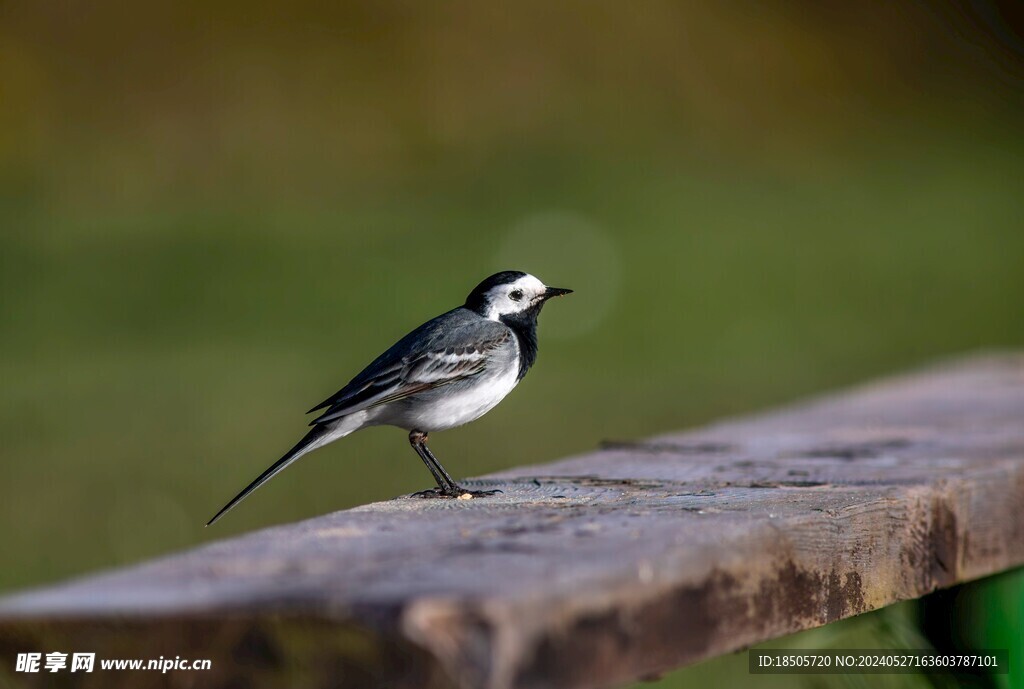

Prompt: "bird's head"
[464,271,572,322]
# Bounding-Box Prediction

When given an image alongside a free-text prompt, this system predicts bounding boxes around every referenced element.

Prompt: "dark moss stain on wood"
[514,569,744,689]
[927,497,960,590]
[792,438,913,461]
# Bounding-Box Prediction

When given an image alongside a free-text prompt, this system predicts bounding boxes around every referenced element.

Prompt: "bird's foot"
[411,487,447,498]
[411,485,503,499]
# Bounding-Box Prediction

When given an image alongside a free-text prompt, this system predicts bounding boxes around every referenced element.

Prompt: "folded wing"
[309,316,511,426]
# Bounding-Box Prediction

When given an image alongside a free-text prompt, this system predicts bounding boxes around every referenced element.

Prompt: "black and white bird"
[207,271,572,525]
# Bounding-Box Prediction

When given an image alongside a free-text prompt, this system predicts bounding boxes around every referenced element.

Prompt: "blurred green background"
[1,1,1022,687]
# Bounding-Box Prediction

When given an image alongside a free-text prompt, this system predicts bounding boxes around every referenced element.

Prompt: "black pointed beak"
[542,287,573,300]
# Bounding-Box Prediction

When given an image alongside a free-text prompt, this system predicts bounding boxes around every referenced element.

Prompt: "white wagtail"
[207,271,572,525]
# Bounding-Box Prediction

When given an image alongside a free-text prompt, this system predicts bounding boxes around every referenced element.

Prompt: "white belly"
[402,364,520,431]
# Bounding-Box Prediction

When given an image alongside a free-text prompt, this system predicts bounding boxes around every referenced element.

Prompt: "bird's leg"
[409,430,460,496]
[408,430,501,498]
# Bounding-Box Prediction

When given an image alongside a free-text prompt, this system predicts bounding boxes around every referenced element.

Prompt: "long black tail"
[206,425,332,526]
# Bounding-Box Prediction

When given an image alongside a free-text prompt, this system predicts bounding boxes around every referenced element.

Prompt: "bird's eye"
[509,289,523,302]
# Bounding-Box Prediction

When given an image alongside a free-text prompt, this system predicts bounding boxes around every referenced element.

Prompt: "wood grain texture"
[1,352,1023,689]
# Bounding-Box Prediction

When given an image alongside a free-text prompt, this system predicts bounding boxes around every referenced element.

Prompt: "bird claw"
[411,486,503,499]
[411,487,446,498]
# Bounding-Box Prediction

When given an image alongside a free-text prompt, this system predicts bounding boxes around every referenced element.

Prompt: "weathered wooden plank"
[1,352,1023,689]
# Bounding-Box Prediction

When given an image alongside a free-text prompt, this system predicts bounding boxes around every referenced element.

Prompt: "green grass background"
[1,2,1022,686]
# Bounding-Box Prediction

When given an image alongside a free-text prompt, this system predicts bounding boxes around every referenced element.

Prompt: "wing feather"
[309,324,510,426]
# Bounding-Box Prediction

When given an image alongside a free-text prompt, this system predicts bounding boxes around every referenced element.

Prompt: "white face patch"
[482,274,548,320]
